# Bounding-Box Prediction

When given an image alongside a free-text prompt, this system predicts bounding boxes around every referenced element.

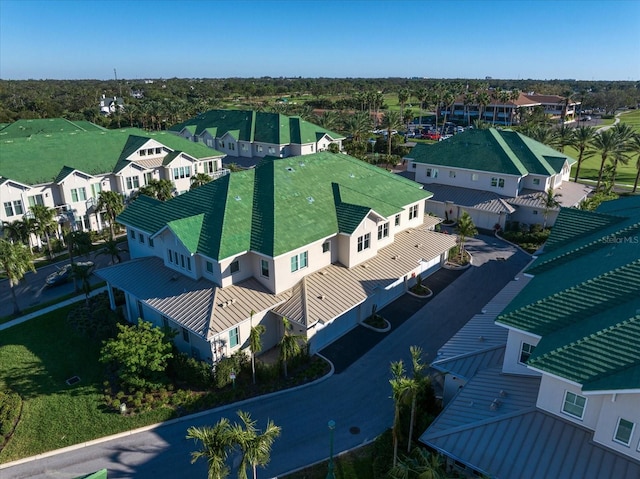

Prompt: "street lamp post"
[326,420,336,479]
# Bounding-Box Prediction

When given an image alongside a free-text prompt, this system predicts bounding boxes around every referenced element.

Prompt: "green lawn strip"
[0,307,173,462]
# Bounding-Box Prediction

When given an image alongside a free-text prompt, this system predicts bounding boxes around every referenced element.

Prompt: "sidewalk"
[0,286,108,332]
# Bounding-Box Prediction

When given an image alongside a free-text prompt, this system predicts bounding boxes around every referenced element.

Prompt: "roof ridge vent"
[286,166,295,172]
[234,195,241,201]
[307,196,314,204]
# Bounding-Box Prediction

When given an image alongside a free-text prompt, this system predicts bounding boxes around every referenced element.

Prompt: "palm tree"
[551,126,574,153]
[344,111,373,143]
[388,447,448,479]
[590,129,620,192]
[631,133,640,193]
[138,178,174,201]
[539,188,562,229]
[248,310,266,385]
[71,262,93,304]
[234,410,281,479]
[316,110,340,131]
[607,123,634,190]
[191,173,213,190]
[475,91,490,125]
[416,88,429,131]
[96,239,127,264]
[0,239,35,315]
[381,110,403,159]
[278,317,306,378]
[455,212,477,262]
[97,191,124,240]
[570,126,596,182]
[390,360,410,467]
[2,219,27,245]
[187,418,234,479]
[407,346,426,453]
[398,89,410,126]
[30,204,57,259]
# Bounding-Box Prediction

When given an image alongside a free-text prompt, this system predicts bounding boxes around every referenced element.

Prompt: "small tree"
[97,191,124,240]
[278,317,306,378]
[389,360,411,467]
[407,346,426,453]
[100,319,173,391]
[248,310,266,385]
[30,204,58,259]
[539,188,562,229]
[455,212,477,262]
[96,239,127,264]
[0,239,35,315]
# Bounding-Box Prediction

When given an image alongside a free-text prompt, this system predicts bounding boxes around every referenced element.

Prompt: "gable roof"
[169,109,345,144]
[0,125,223,185]
[497,196,640,392]
[405,128,575,176]
[118,152,431,260]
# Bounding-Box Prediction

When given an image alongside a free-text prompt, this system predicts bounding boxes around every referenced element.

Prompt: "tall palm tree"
[30,204,57,259]
[570,126,596,182]
[97,190,124,240]
[381,110,403,158]
[390,360,411,467]
[475,91,491,125]
[590,128,621,192]
[509,89,521,126]
[316,110,340,131]
[397,89,410,129]
[278,317,306,378]
[0,239,35,315]
[234,410,281,479]
[186,418,234,479]
[539,188,562,229]
[249,310,266,385]
[2,219,27,245]
[191,173,213,190]
[551,126,574,153]
[455,212,477,262]
[416,88,429,131]
[607,123,634,190]
[407,346,426,453]
[71,261,94,304]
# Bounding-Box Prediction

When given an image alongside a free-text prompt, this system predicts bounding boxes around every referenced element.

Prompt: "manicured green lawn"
[0,307,173,463]
[569,110,640,187]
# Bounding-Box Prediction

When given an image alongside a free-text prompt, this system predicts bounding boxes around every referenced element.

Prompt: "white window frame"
[229,327,239,348]
[261,259,270,278]
[562,390,587,419]
[613,418,635,446]
[377,222,389,240]
[519,342,536,364]
[290,251,308,272]
[357,233,371,252]
[229,259,239,274]
[409,205,419,220]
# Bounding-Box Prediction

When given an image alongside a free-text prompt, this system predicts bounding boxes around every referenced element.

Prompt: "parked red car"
[425,132,441,141]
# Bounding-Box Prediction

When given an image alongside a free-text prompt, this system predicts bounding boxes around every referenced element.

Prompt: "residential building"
[97,152,457,364]
[99,95,124,116]
[404,128,591,229]
[0,119,226,234]
[421,196,640,478]
[443,91,580,126]
[169,110,345,166]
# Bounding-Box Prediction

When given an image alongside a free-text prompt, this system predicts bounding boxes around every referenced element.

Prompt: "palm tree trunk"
[573,153,584,182]
[596,156,607,191]
[633,168,640,193]
[407,395,416,453]
[10,284,21,315]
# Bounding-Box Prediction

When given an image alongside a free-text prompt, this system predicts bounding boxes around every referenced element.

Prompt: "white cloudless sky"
[1,0,639,80]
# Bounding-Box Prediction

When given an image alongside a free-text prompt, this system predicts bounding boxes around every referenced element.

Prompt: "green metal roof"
[169,109,344,144]
[406,128,575,176]
[117,152,431,260]
[497,196,640,392]
[0,126,222,185]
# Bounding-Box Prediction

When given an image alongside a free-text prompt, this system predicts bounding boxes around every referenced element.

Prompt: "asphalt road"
[0,247,130,318]
[1,235,530,479]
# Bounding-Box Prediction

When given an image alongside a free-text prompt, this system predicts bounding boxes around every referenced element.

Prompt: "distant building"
[99,94,125,116]
[404,128,591,229]
[0,119,225,233]
[169,110,345,166]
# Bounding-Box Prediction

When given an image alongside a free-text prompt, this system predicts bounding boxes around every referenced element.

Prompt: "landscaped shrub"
[167,352,213,389]
[0,391,22,443]
[371,429,393,479]
[213,351,249,389]
[67,292,123,341]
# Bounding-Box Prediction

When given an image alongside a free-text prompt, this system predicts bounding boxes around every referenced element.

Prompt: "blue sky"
[1,0,639,81]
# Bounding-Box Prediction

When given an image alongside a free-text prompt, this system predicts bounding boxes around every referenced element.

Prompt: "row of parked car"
[407,123,470,141]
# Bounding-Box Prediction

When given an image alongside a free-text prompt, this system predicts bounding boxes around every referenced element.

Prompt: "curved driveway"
[2,235,530,479]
